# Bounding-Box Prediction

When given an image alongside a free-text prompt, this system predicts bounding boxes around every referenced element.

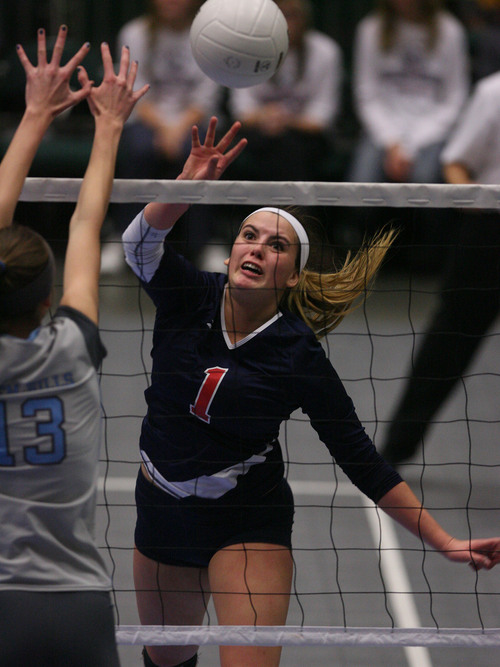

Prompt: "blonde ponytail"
[286,226,397,339]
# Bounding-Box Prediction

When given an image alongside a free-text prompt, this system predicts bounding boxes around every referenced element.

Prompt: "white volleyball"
[190,0,289,88]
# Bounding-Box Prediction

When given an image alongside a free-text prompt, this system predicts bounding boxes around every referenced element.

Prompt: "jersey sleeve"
[122,209,170,283]
[295,337,402,503]
[122,209,221,317]
[55,306,107,369]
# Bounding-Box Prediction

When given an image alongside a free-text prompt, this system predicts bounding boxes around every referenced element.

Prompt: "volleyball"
[190,0,289,88]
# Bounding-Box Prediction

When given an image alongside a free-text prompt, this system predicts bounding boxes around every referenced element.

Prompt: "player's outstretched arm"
[60,43,149,323]
[144,116,247,231]
[0,26,91,229]
[378,481,500,570]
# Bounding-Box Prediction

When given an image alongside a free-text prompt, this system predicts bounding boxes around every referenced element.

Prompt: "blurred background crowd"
[0,0,499,272]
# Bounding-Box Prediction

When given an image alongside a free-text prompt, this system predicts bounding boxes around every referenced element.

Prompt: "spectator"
[228,0,343,182]
[103,0,221,272]
[348,0,469,184]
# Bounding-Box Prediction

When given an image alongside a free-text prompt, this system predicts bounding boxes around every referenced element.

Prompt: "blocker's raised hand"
[16,25,92,119]
[84,43,149,125]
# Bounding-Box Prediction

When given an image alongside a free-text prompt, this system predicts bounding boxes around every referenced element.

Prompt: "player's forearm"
[62,118,125,321]
[377,481,453,552]
[69,118,123,234]
[143,173,191,231]
[0,108,53,228]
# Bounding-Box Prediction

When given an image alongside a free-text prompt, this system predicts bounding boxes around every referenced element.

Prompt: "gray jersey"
[0,307,111,591]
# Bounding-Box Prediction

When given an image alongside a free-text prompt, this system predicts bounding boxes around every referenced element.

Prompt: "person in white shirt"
[104,0,221,272]
[117,0,219,178]
[229,0,343,182]
[349,0,469,184]
[441,69,500,184]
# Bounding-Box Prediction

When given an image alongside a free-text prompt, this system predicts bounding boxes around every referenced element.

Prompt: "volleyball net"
[20,179,500,658]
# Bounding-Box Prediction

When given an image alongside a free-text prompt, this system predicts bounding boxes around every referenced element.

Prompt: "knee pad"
[142,647,198,667]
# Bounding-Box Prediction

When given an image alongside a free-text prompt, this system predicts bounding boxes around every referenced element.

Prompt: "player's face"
[227,211,300,297]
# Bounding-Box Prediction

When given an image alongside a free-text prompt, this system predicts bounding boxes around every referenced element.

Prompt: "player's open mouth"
[241,262,263,275]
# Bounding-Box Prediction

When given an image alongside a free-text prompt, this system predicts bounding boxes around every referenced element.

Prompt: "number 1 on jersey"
[190,367,228,424]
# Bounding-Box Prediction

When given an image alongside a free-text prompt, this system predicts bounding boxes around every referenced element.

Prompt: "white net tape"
[115,625,500,648]
[24,177,498,650]
[20,177,500,208]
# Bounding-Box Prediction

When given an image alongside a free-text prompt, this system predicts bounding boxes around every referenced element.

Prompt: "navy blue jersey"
[134,237,402,505]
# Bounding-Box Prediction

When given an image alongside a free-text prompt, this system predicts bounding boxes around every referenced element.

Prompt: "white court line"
[98,476,432,666]
[361,495,432,667]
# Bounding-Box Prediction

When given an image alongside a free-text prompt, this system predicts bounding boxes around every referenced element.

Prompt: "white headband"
[241,207,310,272]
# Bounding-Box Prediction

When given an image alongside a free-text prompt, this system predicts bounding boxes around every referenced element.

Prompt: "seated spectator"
[348,0,470,184]
[103,0,221,272]
[228,0,343,182]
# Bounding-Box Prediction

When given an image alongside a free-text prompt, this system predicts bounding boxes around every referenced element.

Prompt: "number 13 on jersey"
[0,397,66,466]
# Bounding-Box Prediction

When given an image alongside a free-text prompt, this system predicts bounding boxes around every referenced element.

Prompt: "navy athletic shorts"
[0,590,119,667]
[134,469,294,568]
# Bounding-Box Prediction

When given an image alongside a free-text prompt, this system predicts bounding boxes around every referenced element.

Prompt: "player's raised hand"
[16,25,92,119]
[84,43,149,126]
[180,116,247,181]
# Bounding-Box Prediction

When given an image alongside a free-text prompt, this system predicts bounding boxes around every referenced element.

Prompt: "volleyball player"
[121,117,500,667]
[0,26,148,666]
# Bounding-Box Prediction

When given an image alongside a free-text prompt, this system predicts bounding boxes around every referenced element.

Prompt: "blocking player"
[0,26,148,666]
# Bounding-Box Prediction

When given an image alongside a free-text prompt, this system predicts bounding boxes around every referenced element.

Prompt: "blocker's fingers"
[36,28,48,67]
[132,81,151,104]
[50,25,68,67]
[76,66,92,93]
[63,41,91,76]
[16,43,34,75]
[126,56,139,88]
[100,41,115,77]
[118,44,131,80]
